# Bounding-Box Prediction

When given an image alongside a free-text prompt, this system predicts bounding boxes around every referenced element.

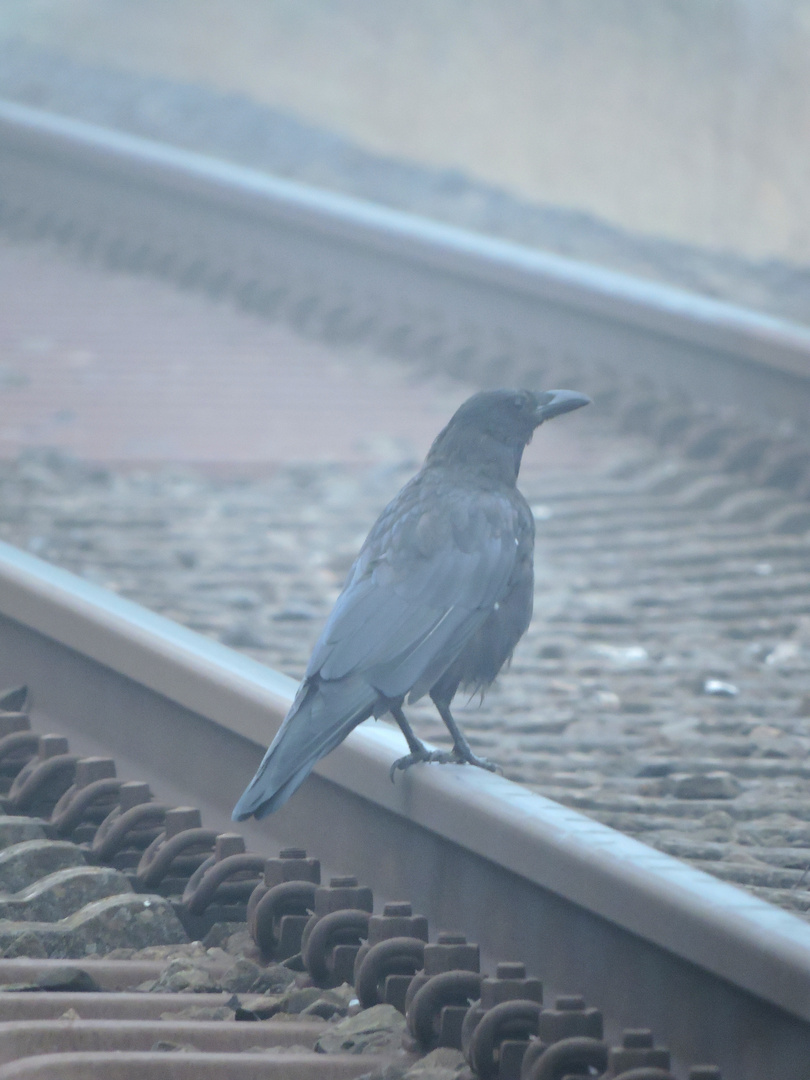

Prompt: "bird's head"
[426,388,590,481]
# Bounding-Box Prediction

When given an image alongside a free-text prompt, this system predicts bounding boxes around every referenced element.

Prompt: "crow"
[233,387,589,820]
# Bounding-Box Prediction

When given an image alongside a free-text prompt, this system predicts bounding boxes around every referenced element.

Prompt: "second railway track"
[1,97,810,1078]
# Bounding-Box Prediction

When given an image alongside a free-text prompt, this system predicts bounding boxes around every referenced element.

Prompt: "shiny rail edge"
[3,99,810,413]
[0,537,809,1026]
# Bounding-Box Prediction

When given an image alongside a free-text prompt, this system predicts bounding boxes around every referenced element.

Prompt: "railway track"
[0,537,805,1080]
[1,98,810,1077]
[3,98,810,429]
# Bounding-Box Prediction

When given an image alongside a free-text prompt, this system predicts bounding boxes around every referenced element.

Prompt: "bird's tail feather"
[232,677,375,820]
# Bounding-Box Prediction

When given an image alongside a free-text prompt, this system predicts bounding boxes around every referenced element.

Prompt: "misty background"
[2,0,808,268]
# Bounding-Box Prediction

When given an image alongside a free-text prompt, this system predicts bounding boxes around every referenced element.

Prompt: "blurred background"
[2,0,810,275]
[4,0,809,462]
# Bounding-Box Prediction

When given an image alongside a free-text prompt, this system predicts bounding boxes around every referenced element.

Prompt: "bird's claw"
[389,748,443,780]
[457,749,501,774]
[389,746,501,781]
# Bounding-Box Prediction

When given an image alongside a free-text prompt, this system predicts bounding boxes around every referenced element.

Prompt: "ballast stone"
[0,893,187,958]
[674,771,742,800]
[0,839,86,893]
[316,1003,407,1055]
[0,816,48,848]
[0,864,132,922]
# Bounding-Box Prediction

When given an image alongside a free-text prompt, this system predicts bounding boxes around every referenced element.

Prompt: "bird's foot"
[389,747,446,780]
[448,744,501,773]
[389,745,500,781]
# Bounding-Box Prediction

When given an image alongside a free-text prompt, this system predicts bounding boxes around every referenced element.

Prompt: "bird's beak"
[534,389,591,424]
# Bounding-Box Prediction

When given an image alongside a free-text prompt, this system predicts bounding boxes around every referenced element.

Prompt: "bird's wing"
[306,479,522,701]
[232,671,377,819]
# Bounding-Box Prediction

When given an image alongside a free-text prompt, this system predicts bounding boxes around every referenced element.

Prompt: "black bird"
[233,387,589,820]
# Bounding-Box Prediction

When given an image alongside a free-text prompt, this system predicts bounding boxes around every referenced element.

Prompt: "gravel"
[2,37,810,327]
[2,447,810,920]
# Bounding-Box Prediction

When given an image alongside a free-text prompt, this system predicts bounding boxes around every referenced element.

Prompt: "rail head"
[3,98,810,412]
[0,536,809,1028]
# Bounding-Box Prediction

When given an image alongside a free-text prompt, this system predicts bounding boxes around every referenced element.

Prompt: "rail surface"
[0,539,809,1079]
[2,98,810,430]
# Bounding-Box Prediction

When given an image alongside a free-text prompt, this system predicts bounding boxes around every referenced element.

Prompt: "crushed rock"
[144,954,297,996]
[404,1048,467,1080]
[316,1003,408,1055]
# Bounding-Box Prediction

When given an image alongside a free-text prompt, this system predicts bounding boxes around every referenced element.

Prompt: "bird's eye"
[511,394,527,411]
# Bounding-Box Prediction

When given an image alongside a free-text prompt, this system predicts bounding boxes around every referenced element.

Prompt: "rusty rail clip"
[89,783,167,868]
[0,686,33,794]
[461,963,544,1080]
[407,968,483,1052]
[247,847,320,961]
[298,876,373,988]
[0,729,38,796]
[135,807,217,893]
[4,734,78,817]
[520,1035,608,1080]
[50,757,120,843]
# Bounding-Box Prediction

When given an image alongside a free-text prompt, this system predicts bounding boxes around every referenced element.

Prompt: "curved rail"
[0,539,809,1078]
[2,98,810,427]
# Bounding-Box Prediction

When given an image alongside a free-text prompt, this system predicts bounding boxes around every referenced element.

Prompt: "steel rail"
[0,539,809,1078]
[2,98,810,427]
